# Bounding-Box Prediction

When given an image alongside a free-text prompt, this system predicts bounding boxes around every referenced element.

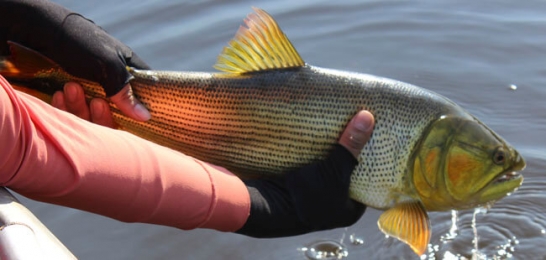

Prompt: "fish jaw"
[411,115,526,212]
[478,147,525,204]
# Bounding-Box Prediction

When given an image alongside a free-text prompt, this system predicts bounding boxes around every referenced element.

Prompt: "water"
[14,0,546,259]
[299,240,348,259]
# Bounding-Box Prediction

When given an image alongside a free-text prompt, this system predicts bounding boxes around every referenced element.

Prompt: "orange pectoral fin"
[377,201,431,256]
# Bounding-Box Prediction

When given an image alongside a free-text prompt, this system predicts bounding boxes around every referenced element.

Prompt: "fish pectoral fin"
[377,201,431,256]
[213,7,305,74]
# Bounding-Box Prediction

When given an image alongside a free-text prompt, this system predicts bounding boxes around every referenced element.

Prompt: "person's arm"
[0,0,150,121]
[0,75,248,231]
[51,82,375,236]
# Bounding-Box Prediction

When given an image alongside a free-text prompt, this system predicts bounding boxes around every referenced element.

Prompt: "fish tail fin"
[0,41,68,100]
[1,42,61,76]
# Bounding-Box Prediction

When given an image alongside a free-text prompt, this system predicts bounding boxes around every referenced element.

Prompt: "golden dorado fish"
[0,7,525,256]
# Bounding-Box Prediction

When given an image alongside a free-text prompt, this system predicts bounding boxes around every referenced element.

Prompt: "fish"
[0,7,525,256]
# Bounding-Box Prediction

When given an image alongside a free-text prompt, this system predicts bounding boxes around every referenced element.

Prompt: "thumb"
[338,110,375,158]
[110,84,151,121]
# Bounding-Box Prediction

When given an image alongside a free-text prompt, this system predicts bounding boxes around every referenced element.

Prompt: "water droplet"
[304,240,348,260]
[349,234,364,245]
[471,207,488,258]
[494,236,519,258]
[541,229,545,234]
[441,210,459,242]
[442,250,459,260]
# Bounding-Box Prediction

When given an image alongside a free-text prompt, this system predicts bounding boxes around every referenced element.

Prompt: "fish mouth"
[480,161,525,205]
[492,170,522,184]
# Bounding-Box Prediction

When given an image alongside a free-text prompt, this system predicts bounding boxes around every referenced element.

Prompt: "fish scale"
[87,65,451,209]
[348,77,445,208]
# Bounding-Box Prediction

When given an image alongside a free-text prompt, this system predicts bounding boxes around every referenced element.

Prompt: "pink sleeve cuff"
[191,160,250,231]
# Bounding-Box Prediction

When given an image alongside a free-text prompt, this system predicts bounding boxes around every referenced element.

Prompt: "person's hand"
[0,0,151,121]
[52,82,116,128]
[237,110,375,237]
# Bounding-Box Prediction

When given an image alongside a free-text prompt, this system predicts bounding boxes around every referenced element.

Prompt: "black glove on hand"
[237,144,366,237]
[0,0,150,96]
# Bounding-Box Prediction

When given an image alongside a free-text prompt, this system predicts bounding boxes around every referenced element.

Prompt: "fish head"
[411,114,525,211]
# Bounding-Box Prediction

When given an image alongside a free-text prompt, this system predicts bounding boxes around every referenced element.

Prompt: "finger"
[110,84,151,121]
[63,82,91,121]
[90,98,116,128]
[338,110,375,158]
[51,91,67,111]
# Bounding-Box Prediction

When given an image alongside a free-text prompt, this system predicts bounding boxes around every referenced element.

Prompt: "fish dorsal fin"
[377,201,431,256]
[213,7,304,73]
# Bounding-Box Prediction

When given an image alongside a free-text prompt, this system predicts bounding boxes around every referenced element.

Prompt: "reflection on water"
[441,211,459,243]
[300,232,367,259]
[300,240,348,260]
[304,208,521,260]
[471,208,488,260]
[438,209,513,260]
[17,0,546,259]
[349,234,364,246]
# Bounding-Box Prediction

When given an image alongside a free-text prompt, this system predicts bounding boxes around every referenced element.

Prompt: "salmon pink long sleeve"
[0,76,250,232]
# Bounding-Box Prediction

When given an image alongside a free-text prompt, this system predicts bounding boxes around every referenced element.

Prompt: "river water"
[14,0,546,259]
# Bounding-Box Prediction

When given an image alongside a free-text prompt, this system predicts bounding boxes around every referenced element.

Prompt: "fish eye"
[493,147,506,165]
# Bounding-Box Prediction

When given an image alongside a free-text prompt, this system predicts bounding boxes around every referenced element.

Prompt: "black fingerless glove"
[0,0,150,96]
[236,144,366,237]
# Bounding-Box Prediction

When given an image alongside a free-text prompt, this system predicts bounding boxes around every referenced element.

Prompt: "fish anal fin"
[377,201,431,256]
[213,7,305,74]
